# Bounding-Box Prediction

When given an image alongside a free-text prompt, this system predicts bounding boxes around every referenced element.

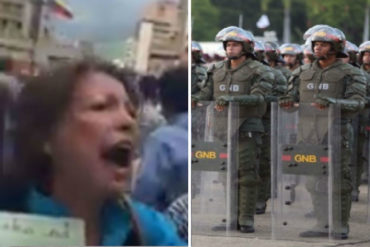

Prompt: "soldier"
[191,41,207,200]
[279,26,366,239]
[191,41,208,95]
[192,26,273,233]
[254,40,287,214]
[359,41,370,73]
[254,40,267,64]
[342,40,363,202]
[343,41,360,67]
[280,43,303,71]
[264,41,292,80]
[352,41,370,200]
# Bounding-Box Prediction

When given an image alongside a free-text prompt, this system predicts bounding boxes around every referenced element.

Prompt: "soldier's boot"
[300,191,329,238]
[238,185,257,233]
[301,186,351,239]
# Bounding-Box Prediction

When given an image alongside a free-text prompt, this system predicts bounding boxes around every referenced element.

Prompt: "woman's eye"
[91,102,108,111]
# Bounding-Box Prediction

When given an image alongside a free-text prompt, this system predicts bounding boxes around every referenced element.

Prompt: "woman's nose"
[115,104,136,131]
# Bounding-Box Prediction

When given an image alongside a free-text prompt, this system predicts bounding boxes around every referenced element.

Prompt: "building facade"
[0,0,83,75]
[135,0,187,76]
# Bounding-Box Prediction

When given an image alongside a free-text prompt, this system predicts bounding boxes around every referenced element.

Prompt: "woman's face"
[48,72,138,199]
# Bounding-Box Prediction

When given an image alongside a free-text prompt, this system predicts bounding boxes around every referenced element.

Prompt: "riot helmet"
[310,26,347,58]
[215,26,255,59]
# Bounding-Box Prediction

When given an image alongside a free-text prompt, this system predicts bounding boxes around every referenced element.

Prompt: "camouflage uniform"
[191,64,207,94]
[275,64,292,80]
[253,41,288,213]
[191,41,208,199]
[353,64,370,200]
[264,41,292,79]
[193,28,273,231]
[256,67,287,213]
[358,41,370,187]
[191,41,208,95]
[282,27,366,236]
[195,56,273,230]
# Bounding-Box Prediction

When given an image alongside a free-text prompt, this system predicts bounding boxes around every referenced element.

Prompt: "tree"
[192,0,368,45]
[304,0,367,45]
[192,0,220,41]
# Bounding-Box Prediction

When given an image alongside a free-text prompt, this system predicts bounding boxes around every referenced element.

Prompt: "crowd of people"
[192,24,370,239]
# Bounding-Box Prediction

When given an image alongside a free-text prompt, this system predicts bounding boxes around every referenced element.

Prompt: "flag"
[50,0,73,20]
[256,14,270,29]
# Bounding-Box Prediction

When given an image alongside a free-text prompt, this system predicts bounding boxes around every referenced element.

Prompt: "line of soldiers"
[191,24,370,239]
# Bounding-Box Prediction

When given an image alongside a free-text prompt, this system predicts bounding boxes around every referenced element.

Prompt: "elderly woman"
[0,60,186,246]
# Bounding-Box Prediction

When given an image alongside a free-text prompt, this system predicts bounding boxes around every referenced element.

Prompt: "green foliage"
[304,0,367,45]
[192,0,370,45]
[191,0,220,41]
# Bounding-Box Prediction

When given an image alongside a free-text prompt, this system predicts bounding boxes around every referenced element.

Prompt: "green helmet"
[215,26,255,55]
[310,26,347,58]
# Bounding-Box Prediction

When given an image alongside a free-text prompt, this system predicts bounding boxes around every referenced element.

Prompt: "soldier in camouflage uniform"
[191,41,208,95]
[279,26,366,239]
[264,41,292,80]
[280,43,303,72]
[192,26,273,233]
[254,40,287,214]
[343,41,360,68]
[342,41,365,202]
[352,41,370,201]
[191,41,208,199]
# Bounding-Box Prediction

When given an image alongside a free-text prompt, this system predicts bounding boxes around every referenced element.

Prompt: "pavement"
[191,235,370,247]
[191,172,370,247]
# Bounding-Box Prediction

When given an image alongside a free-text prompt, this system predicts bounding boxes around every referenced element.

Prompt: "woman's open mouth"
[102,141,133,168]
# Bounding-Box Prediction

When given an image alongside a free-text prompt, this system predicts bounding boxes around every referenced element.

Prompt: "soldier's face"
[313,41,332,59]
[363,51,370,65]
[283,54,297,67]
[226,41,243,59]
[303,53,313,64]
